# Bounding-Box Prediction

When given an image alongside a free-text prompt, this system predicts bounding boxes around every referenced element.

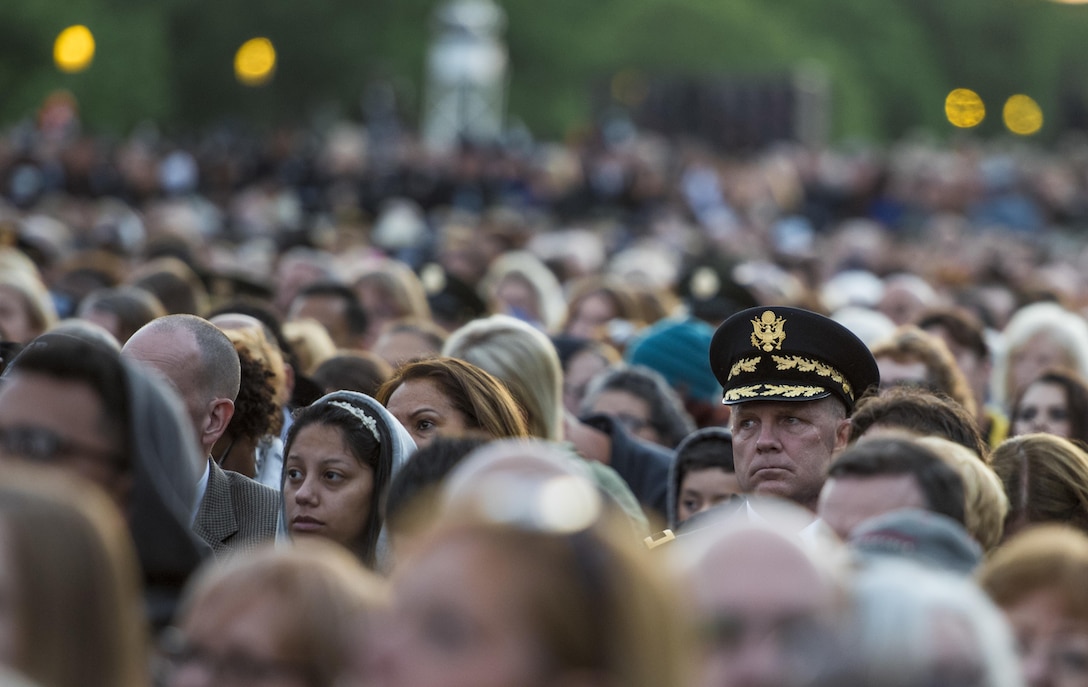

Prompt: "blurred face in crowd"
[283,423,373,550]
[876,356,929,391]
[562,348,610,415]
[1000,588,1088,687]
[384,379,470,448]
[492,275,541,326]
[1013,380,1071,439]
[565,292,616,341]
[690,529,839,687]
[817,473,928,540]
[0,371,126,504]
[372,330,441,371]
[367,534,547,687]
[0,287,37,345]
[289,295,349,350]
[1010,334,1074,406]
[584,389,661,446]
[167,595,313,687]
[730,397,851,511]
[677,468,742,524]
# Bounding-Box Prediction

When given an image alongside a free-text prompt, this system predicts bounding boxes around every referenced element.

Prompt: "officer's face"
[729,397,850,511]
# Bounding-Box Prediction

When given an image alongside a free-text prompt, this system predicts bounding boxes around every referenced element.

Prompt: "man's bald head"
[123,315,240,457]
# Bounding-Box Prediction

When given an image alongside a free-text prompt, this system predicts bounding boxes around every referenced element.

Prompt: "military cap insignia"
[711,305,880,410]
[750,310,786,352]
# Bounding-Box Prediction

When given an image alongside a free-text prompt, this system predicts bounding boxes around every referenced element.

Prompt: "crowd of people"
[2,111,1088,686]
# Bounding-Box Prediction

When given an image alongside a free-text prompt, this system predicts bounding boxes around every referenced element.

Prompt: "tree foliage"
[0,0,1085,142]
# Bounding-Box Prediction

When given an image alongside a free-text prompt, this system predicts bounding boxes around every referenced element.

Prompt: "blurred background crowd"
[5,0,1088,686]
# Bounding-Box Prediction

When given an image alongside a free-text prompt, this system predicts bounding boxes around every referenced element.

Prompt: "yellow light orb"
[945,88,986,128]
[54,25,95,74]
[234,37,276,86]
[1003,94,1043,136]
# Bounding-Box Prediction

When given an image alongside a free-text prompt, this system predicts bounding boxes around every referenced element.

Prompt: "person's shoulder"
[221,467,280,506]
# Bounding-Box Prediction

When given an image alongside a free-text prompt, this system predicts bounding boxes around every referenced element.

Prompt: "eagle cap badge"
[750,310,786,352]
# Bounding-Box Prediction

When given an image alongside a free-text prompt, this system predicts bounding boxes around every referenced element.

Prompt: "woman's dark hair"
[849,386,989,462]
[312,353,392,398]
[284,398,391,568]
[385,436,490,537]
[1010,368,1088,445]
[226,346,277,444]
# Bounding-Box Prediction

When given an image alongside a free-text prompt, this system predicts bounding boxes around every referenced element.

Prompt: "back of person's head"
[384,436,491,543]
[220,345,277,446]
[205,297,297,372]
[580,363,696,448]
[991,433,1088,535]
[312,352,392,398]
[171,540,385,687]
[130,313,242,405]
[849,386,989,461]
[0,465,146,687]
[443,315,563,441]
[916,307,990,363]
[0,262,59,343]
[818,560,1022,687]
[76,286,166,344]
[914,436,1007,551]
[830,437,967,527]
[871,325,977,417]
[291,281,370,345]
[127,256,208,316]
[281,318,338,376]
[978,524,1088,621]
[218,323,285,429]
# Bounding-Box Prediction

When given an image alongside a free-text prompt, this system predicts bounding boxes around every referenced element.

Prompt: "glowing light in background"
[234,37,276,86]
[945,88,985,128]
[1003,95,1043,135]
[54,25,95,73]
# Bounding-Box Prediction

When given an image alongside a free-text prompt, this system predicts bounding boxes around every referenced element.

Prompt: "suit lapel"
[193,460,240,551]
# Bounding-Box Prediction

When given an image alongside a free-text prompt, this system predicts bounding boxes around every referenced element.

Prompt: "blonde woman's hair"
[979,523,1088,621]
[0,466,147,687]
[443,315,564,441]
[915,436,1008,551]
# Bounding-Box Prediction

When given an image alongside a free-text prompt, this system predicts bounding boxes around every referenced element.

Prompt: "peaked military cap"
[709,306,879,410]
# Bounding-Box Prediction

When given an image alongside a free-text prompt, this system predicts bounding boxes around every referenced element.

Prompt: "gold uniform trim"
[723,383,829,402]
[728,356,761,379]
[771,354,853,400]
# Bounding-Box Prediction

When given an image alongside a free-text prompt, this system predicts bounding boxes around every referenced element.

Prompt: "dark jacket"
[580,413,672,521]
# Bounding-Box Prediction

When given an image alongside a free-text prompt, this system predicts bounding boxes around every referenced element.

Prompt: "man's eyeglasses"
[0,425,124,470]
[156,627,318,687]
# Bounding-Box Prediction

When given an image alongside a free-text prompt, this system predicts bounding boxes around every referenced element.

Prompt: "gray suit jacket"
[193,460,279,557]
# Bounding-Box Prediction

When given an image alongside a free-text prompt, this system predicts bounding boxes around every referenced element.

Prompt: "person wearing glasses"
[160,541,385,687]
[0,331,207,631]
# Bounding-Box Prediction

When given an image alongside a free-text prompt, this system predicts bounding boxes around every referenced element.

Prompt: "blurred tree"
[0,0,1087,142]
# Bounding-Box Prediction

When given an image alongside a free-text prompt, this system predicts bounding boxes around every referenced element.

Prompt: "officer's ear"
[833,415,851,452]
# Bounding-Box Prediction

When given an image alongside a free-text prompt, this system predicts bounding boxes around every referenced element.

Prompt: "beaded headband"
[327,401,382,444]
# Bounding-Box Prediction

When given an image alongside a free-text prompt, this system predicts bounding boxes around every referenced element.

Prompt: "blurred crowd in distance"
[3,109,1088,687]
